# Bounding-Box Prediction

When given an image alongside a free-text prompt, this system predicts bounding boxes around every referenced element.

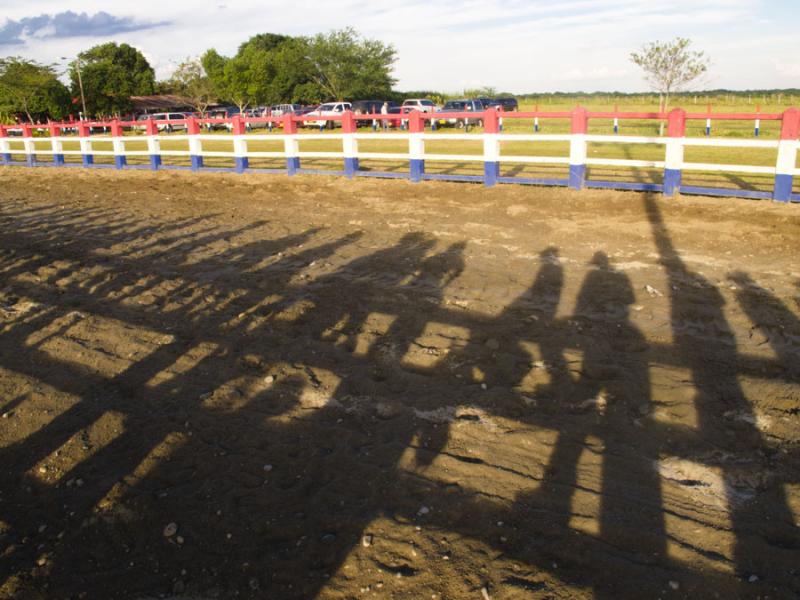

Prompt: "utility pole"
[62,56,88,119]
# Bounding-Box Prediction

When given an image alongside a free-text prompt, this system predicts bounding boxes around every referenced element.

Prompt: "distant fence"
[1,108,798,202]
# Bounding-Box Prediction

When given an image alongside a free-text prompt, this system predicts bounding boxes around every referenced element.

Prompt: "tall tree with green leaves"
[0,57,71,122]
[302,28,396,101]
[630,37,709,113]
[72,42,156,116]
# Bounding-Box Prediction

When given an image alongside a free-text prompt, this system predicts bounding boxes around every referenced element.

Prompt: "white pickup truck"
[302,102,352,129]
[401,99,437,113]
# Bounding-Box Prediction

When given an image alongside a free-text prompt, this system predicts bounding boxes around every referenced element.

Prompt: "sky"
[0,0,798,94]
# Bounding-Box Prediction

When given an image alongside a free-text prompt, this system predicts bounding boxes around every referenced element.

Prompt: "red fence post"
[664,108,686,197]
[568,106,588,189]
[283,113,299,175]
[146,118,160,170]
[0,125,10,165]
[483,108,500,187]
[774,108,799,202]
[231,115,248,173]
[111,119,126,169]
[187,116,203,171]
[342,110,358,178]
[409,111,425,182]
[22,123,35,167]
[48,122,65,166]
[78,121,93,167]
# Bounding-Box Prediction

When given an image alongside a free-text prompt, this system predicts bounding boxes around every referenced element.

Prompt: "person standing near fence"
[381,102,389,131]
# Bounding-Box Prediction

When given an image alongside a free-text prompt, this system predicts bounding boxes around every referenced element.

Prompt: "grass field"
[5,97,799,195]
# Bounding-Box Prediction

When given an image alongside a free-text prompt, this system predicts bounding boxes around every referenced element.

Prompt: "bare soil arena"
[1,169,799,599]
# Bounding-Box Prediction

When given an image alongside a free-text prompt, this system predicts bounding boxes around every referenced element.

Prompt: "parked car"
[495,97,519,111]
[435,99,485,128]
[270,104,303,117]
[401,98,437,113]
[477,97,500,110]
[301,102,352,129]
[147,112,191,133]
[206,107,241,131]
[243,107,271,130]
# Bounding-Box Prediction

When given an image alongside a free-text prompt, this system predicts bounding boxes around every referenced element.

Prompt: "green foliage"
[630,38,709,111]
[201,29,395,108]
[74,42,156,116]
[165,58,216,115]
[303,28,396,101]
[0,56,71,121]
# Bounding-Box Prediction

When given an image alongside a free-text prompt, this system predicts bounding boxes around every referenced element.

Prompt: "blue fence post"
[49,122,64,166]
[342,110,359,178]
[568,106,588,190]
[111,119,126,169]
[22,125,36,167]
[283,113,300,175]
[78,122,93,167]
[145,119,161,170]
[0,125,9,165]
[663,108,686,197]
[754,105,761,137]
[232,115,248,173]
[408,111,425,182]
[774,108,799,202]
[188,116,203,171]
[483,108,500,187]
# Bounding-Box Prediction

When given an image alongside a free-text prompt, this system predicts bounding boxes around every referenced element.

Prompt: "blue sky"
[1,1,798,93]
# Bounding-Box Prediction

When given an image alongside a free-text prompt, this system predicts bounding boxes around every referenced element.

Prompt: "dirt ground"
[0,168,799,600]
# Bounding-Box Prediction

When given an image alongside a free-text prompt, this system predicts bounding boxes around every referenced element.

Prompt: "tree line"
[0,28,397,122]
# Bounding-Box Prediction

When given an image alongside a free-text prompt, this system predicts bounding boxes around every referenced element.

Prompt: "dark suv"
[495,97,519,111]
[435,99,485,128]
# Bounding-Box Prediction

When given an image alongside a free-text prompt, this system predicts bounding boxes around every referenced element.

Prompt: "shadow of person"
[510,251,664,597]
[728,270,800,373]
[644,195,799,583]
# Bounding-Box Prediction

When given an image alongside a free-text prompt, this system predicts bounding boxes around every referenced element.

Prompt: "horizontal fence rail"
[1,108,798,202]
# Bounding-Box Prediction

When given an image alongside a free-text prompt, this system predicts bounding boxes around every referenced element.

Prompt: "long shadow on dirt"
[0,193,797,599]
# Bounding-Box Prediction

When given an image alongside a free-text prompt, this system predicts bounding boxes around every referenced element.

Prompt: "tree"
[203,37,307,110]
[72,42,156,117]
[166,58,216,115]
[630,37,709,112]
[302,28,396,101]
[0,57,71,122]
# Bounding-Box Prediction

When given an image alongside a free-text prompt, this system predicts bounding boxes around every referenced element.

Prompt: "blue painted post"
[111,120,126,169]
[49,122,64,166]
[188,116,203,171]
[534,105,540,132]
[283,113,300,175]
[408,110,425,183]
[342,110,359,178]
[78,122,93,167]
[22,125,35,167]
[232,115,248,173]
[0,125,10,165]
[613,104,619,134]
[774,108,799,202]
[568,107,588,190]
[754,106,761,137]
[483,108,500,187]
[146,119,161,170]
[663,108,686,197]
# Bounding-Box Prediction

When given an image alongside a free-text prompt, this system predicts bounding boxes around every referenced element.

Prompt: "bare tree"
[630,38,709,113]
